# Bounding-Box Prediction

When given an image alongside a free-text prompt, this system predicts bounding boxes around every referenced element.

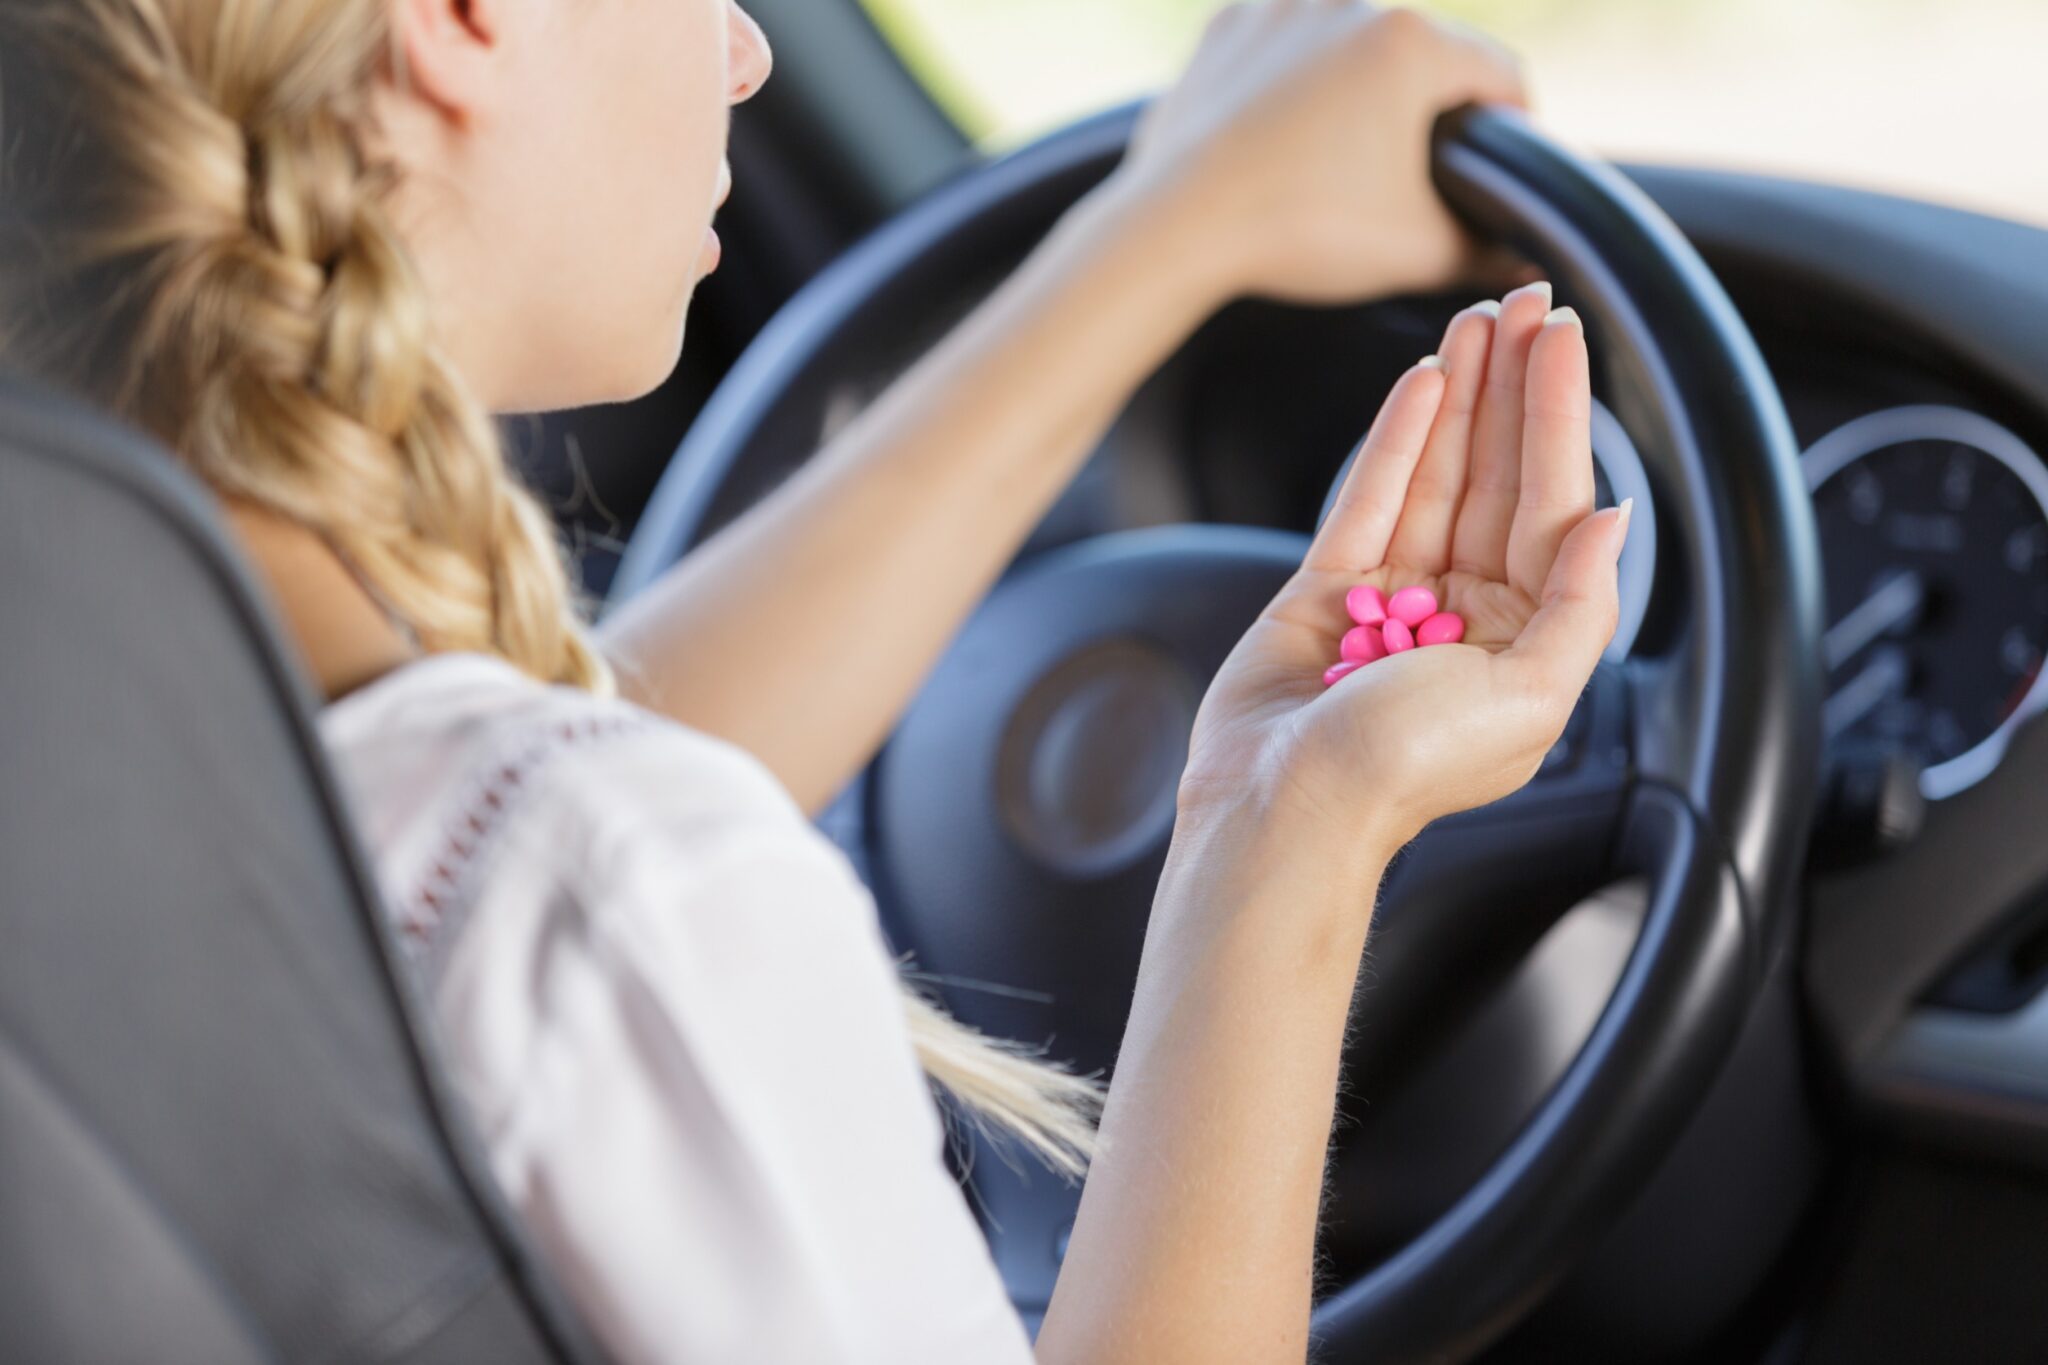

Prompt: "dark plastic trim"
[1314,783,1751,1359]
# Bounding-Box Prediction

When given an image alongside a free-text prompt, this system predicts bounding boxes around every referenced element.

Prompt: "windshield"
[862,0,2048,229]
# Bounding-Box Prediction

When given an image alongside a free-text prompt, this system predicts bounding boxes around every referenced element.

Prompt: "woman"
[0,1,1628,1361]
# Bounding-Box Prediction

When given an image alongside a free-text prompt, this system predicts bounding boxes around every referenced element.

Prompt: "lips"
[701,163,733,276]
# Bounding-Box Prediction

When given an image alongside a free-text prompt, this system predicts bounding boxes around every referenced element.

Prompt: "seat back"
[0,378,603,1364]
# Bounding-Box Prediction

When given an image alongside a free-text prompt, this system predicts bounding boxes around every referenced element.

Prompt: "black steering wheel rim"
[608,104,1825,1363]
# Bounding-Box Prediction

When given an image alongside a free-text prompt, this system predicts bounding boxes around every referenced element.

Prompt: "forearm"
[1036,802,1393,1365]
[599,175,1232,813]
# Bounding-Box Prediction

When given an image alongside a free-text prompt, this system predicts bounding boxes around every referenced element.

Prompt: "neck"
[221,500,420,704]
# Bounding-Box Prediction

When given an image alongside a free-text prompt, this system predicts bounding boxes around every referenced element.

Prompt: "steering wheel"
[609,105,1825,1363]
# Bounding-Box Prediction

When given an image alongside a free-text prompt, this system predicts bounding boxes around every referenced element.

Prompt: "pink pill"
[1345,584,1388,627]
[1323,660,1364,688]
[1381,617,1416,653]
[1339,624,1388,664]
[1417,611,1466,647]
[1387,586,1438,628]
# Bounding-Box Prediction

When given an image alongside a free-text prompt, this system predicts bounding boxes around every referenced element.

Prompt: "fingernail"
[1511,280,1553,308]
[1614,497,1635,551]
[1418,354,1446,372]
[1544,305,1582,330]
[1469,299,1503,319]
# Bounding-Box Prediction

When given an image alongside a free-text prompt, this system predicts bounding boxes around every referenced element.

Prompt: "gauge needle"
[1825,570,1927,672]
[1825,647,1911,738]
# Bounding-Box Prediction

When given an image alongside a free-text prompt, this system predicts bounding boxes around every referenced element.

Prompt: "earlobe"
[389,0,501,120]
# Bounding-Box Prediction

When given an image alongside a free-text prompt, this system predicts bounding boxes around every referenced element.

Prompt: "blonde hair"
[0,0,1097,1177]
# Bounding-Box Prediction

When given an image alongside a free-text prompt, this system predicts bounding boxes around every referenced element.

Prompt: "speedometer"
[1805,405,2048,799]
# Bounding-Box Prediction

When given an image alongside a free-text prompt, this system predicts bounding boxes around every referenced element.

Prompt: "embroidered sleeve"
[390,710,656,971]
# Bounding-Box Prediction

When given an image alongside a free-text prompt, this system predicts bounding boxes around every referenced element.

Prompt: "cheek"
[623,6,729,189]
[507,2,733,403]
[611,14,730,273]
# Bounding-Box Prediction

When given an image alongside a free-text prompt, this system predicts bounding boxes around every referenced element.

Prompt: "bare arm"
[598,182,1227,813]
[1037,292,1629,1363]
[1036,807,1392,1364]
[599,6,1525,814]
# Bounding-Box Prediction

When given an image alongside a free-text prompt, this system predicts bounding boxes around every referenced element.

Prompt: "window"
[859,0,2048,229]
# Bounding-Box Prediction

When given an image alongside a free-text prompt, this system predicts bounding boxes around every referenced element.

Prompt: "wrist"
[1090,160,1417,308]
[1152,803,1390,981]
[1168,774,1403,917]
[1076,164,1251,315]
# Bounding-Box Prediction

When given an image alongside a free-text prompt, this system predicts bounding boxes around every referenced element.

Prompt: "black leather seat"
[0,377,607,1364]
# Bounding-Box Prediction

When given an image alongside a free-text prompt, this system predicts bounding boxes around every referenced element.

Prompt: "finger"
[1434,17,1531,110]
[1506,500,1631,698]
[1451,279,1551,579]
[1385,301,1497,572]
[1306,358,1448,573]
[1506,307,1596,599]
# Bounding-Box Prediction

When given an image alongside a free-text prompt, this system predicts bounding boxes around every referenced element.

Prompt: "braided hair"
[0,0,610,691]
[0,0,1099,1176]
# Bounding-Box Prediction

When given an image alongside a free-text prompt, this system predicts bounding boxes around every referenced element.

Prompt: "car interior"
[7,0,2048,1361]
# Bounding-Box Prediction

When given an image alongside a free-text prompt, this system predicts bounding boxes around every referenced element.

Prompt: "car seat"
[0,375,609,1365]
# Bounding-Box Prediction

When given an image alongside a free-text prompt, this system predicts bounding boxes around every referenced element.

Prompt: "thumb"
[1506,499,1631,696]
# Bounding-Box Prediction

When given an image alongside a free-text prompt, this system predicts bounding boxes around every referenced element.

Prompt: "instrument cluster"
[1805,405,2048,798]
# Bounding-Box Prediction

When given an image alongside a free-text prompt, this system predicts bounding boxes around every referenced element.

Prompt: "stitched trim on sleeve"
[391,710,657,979]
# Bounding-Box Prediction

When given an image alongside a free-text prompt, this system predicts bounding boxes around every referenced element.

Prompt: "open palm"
[1181,283,1631,849]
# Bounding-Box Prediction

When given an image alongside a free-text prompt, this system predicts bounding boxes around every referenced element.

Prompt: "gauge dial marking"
[1824,569,1927,673]
[1806,406,2048,800]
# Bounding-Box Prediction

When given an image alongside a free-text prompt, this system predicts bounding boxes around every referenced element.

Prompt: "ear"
[390,0,510,121]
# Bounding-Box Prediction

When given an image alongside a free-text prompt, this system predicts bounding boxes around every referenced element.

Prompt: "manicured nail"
[1510,280,1553,308]
[1470,299,1503,319]
[1614,497,1635,553]
[1418,354,1446,372]
[1544,305,1582,330]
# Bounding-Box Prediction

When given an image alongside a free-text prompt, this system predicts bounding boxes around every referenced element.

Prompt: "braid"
[0,0,612,693]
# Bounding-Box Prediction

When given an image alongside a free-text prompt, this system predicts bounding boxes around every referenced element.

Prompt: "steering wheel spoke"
[1355,663,1636,1067]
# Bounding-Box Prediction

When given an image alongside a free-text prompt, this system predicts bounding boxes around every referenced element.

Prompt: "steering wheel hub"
[998,639,1196,876]
[870,527,1306,1074]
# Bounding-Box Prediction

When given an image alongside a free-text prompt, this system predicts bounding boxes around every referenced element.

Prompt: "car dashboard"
[669,151,2048,1355]
[799,164,2048,1172]
[975,165,2048,1175]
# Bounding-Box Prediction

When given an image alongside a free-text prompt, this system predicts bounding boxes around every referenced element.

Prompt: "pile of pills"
[1322,585,1466,687]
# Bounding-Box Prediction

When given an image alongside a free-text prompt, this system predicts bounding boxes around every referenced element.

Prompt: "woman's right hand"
[1045,289,1619,1361]
[1177,283,1630,868]
[1051,48,1622,1338]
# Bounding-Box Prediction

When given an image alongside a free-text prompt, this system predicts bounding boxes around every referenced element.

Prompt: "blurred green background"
[859,0,2048,227]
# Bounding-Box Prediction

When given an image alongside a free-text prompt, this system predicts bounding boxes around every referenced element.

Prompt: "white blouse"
[318,652,1036,1365]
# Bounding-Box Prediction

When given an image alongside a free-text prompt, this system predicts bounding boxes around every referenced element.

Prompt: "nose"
[729,4,773,105]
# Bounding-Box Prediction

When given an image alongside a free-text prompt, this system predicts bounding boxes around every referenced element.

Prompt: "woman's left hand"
[1116,1,1528,305]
